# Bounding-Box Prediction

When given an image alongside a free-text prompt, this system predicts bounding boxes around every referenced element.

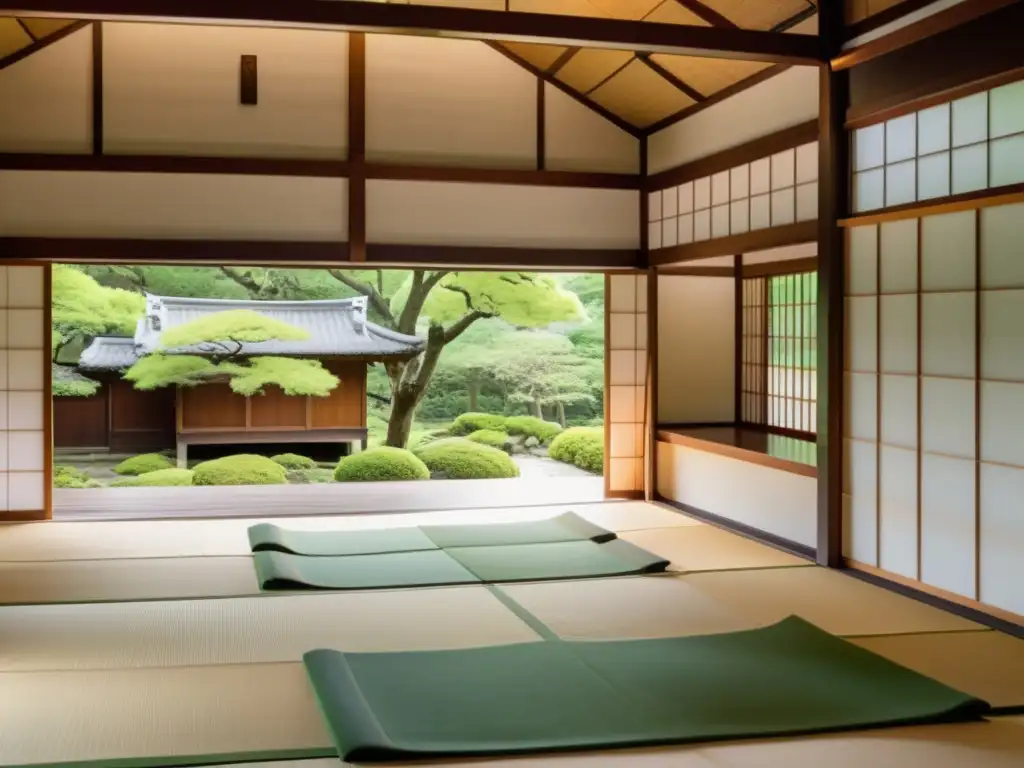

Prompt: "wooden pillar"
[816,2,848,568]
[347,32,366,262]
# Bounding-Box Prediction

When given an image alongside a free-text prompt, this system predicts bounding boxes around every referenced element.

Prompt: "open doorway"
[51,265,606,518]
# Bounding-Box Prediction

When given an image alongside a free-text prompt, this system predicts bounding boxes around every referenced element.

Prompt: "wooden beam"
[365,244,639,270]
[650,221,818,266]
[0,18,89,71]
[844,0,936,40]
[839,185,1024,227]
[816,0,846,569]
[13,0,825,63]
[636,53,705,104]
[15,18,38,41]
[741,256,818,278]
[672,0,737,29]
[647,119,817,190]
[536,77,545,171]
[772,3,817,32]
[732,254,742,427]
[347,31,366,263]
[645,265,658,501]
[546,46,580,75]
[91,21,103,155]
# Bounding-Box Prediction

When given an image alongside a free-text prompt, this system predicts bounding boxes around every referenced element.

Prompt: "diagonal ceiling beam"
[15,17,38,40]
[773,2,817,32]
[636,53,705,103]
[672,0,738,28]
[0,18,89,71]
[4,0,824,63]
[546,46,579,75]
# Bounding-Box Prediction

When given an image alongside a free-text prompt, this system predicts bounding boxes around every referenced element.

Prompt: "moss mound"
[113,453,175,476]
[504,415,563,443]
[192,454,288,486]
[466,429,511,452]
[271,453,316,470]
[54,465,98,488]
[415,438,519,480]
[450,412,506,436]
[111,468,194,488]
[548,427,603,474]
[334,447,430,482]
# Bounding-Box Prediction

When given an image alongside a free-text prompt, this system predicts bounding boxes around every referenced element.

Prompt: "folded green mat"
[304,616,989,762]
[248,512,615,556]
[254,539,668,591]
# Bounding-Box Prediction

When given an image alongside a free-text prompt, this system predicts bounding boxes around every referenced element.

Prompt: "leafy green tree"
[51,264,145,361]
[124,309,339,396]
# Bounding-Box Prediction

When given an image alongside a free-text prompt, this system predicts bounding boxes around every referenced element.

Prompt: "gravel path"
[512,455,597,479]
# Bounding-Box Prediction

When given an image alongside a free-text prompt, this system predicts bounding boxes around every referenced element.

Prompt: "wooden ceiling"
[0,16,78,60]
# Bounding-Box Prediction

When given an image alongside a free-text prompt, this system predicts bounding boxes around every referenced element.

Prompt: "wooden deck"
[52,476,605,521]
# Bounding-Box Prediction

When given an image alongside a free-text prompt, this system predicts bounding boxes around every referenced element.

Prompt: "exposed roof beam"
[0,18,89,71]
[582,56,636,96]
[546,46,580,75]
[15,17,38,40]
[773,2,817,33]
[636,53,706,104]
[671,0,738,29]
[4,0,825,63]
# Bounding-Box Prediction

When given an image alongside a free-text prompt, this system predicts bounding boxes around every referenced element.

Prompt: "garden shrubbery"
[192,454,288,486]
[111,468,194,487]
[466,429,511,452]
[113,453,174,476]
[334,447,430,482]
[504,415,562,443]
[270,453,316,470]
[450,412,506,436]
[548,427,603,474]
[54,465,99,488]
[415,438,519,479]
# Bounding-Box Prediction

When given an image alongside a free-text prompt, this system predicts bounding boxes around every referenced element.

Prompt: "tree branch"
[396,269,448,335]
[219,267,263,298]
[443,309,492,344]
[366,390,392,406]
[327,269,394,326]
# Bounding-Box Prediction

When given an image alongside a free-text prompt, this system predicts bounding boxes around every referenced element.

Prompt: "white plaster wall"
[657,275,735,424]
[544,84,639,175]
[0,25,91,153]
[103,23,348,158]
[656,441,817,548]
[367,180,638,249]
[648,66,819,174]
[366,35,535,168]
[0,171,348,240]
[743,241,817,265]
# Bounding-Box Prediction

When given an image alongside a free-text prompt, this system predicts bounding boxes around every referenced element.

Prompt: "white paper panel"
[845,373,877,441]
[982,290,1024,381]
[854,123,885,170]
[647,222,662,250]
[951,143,988,194]
[609,385,636,423]
[795,142,817,184]
[886,114,917,163]
[609,313,636,350]
[917,103,950,155]
[647,191,662,222]
[750,194,771,230]
[661,217,678,248]
[661,186,678,218]
[879,445,919,580]
[678,182,694,213]
[921,377,975,459]
[980,381,1024,467]
[880,374,917,448]
[846,296,878,372]
[981,202,1024,289]
[770,188,795,226]
[989,79,1024,139]
[678,214,694,244]
[795,182,817,222]
[916,152,951,200]
[693,209,711,241]
[729,166,748,200]
[990,134,1024,187]
[885,159,917,207]
[770,149,795,190]
[921,454,976,599]
[879,218,918,293]
[609,350,636,386]
[853,168,884,213]
[750,157,770,195]
[711,171,729,206]
[979,463,1024,615]
[921,292,975,378]
[951,92,988,147]
[694,177,710,210]
[844,439,878,565]
[921,210,975,291]
[609,275,636,313]
[711,204,730,238]
[730,201,749,235]
[880,295,917,374]
[846,225,878,295]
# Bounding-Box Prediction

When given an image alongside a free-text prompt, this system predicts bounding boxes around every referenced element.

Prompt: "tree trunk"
[384,324,449,448]
[556,401,566,428]
[385,384,420,448]
[530,398,542,419]
[468,377,480,412]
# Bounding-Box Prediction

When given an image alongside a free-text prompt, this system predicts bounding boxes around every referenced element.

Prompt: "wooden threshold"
[0,510,49,523]
[656,426,817,479]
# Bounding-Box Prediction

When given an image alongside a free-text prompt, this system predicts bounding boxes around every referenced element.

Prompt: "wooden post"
[348,31,366,262]
[816,1,848,568]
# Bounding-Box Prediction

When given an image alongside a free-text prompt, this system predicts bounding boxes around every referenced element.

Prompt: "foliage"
[113,453,175,476]
[286,468,336,484]
[111,468,194,487]
[124,355,221,389]
[52,363,100,397]
[548,427,604,474]
[221,358,339,396]
[466,429,510,451]
[334,447,430,482]
[451,412,506,435]
[414,438,519,479]
[192,454,288,486]
[54,465,96,488]
[410,428,451,450]
[51,265,145,362]
[504,415,562,443]
[271,453,316,470]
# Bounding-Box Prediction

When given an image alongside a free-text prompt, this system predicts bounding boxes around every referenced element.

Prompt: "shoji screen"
[844,201,1024,617]
[607,273,647,496]
[0,265,49,518]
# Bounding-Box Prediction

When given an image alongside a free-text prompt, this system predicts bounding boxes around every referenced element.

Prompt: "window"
[740,269,817,437]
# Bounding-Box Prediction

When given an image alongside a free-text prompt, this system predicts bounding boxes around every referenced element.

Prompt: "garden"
[52,265,606,488]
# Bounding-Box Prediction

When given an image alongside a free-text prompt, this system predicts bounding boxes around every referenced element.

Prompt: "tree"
[124,310,339,396]
[51,265,145,362]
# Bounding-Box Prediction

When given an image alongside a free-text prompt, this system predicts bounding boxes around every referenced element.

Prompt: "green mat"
[304,616,989,762]
[247,512,614,556]
[254,539,668,591]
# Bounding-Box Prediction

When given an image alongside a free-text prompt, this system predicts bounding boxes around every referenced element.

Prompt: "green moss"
[415,438,519,480]
[270,453,316,470]
[450,412,506,436]
[334,447,430,482]
[548,427,603,474]
[111,468,194,487]
[54,466,95,489]
[286,468,336,484]
[466,429,511,452]
[113,453,175,476]
[504,415,563,443]
[192,454,288,486]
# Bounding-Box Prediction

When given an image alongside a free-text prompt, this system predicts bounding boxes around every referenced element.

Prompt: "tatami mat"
[0,502,697,562]
[0,556,259,605]
[682,567,984,636]
[851,630,1024,709]
[0,587,540,672]
[620,525,810,573]
[0,663,333,767]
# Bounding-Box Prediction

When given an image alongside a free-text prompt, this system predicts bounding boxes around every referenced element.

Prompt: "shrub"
[192,454,288,486]
[466,429,511,452]
[410,428,450,450]
[415,438,519,480]
[111,468,194,488]
[505,415,563,443]
[113,453,174,476]
[548,427,604,474]
[271,453,316,470]
[334,447,430,482]
[54,465,95,489]
[450,412,506,436]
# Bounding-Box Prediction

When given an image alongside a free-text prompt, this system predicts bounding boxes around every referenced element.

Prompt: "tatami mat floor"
[0,500,1021,767]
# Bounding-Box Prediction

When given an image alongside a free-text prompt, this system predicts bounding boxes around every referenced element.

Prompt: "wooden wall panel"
[311,363,365,429]
[53,390,107,448]
[181,383,246,430]
[109,379,175,452]
[249,387,306,428]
